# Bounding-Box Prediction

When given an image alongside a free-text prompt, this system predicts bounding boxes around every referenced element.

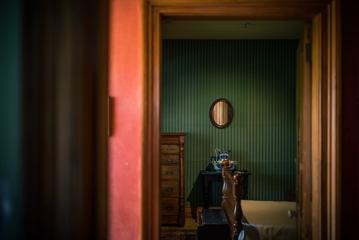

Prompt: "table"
[199,170,222,208]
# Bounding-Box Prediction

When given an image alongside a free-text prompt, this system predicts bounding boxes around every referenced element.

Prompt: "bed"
[240,200,297,240]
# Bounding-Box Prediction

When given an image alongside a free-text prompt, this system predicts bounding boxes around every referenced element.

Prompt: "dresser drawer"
[161,180,179,197]
[161,154,179,164]
[161,144,180,154]
[161,165,179,180]
[161,198,179,215]
[160,133,185,226]
[161,216,181,226]
[161,136,180,144]
[160,230,185,240]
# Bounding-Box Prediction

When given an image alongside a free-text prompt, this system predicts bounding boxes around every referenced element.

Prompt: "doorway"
[143,1,340,240]
[160,19,303,240]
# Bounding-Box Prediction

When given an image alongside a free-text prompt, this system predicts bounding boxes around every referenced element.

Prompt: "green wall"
[161,40,297,205]
[0,0,23,239]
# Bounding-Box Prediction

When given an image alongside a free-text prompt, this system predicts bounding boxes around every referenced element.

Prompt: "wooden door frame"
[143,1,341,239]
[22,0,109,239]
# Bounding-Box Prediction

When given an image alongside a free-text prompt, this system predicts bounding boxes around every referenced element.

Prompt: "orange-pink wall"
[109,0,143,239]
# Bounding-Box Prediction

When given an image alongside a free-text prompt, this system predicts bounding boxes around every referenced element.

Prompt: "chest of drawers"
[160,133,185,226]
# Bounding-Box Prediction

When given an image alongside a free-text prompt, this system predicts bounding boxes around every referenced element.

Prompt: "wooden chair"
[197,160,248,240]
[221,160,247,240]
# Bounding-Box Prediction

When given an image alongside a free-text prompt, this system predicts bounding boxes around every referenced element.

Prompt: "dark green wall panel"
[161,40,297,205]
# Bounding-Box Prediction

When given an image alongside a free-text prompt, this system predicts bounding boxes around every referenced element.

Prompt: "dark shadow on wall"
[187,173,205,219]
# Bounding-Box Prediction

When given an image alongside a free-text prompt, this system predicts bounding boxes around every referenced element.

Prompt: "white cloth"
[238,223,297,240]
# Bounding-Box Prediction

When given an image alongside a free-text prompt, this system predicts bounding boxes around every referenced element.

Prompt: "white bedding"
[239,223,297,240]
[239,200,297,240]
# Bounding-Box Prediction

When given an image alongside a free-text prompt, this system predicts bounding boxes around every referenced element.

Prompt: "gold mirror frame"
[209,98,234,129]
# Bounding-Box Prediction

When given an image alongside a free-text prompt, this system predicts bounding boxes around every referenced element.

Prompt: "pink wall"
[109,0,143,239]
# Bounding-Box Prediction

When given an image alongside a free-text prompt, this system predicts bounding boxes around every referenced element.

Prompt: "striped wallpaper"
[161,40,298,205]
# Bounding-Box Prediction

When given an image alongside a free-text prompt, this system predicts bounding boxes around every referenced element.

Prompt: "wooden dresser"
[160,133,185,226]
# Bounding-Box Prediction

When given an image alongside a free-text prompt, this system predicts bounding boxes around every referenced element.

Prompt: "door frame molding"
[142,1,341,239]
[22,0,109,238]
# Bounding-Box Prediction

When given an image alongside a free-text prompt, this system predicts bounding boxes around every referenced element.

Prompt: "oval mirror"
[209,98,233,129]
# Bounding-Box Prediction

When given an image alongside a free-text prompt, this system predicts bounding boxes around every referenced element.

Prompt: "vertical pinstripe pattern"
[161,40,297,205]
